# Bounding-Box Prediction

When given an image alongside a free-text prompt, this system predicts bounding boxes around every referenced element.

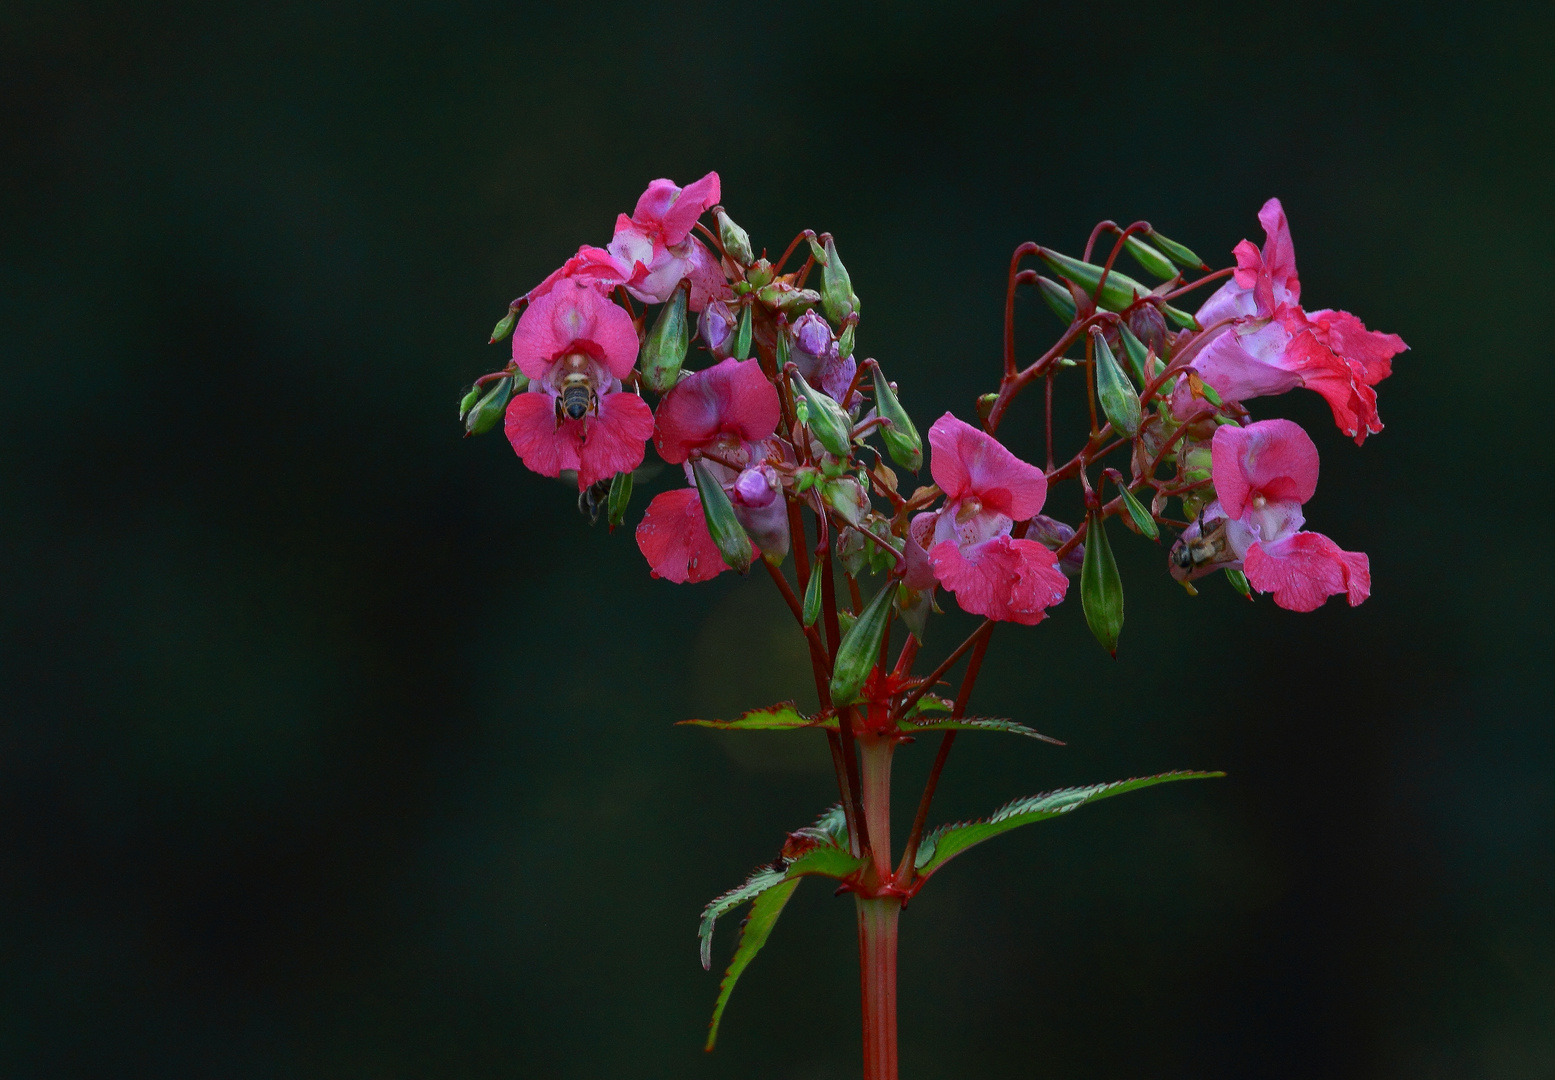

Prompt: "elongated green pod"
[1147,229,1208,270]
[869,365,922,471]
[820,235,860,328]
[733,302,753,361]
[1091,328,1141,437]
[489,305,518,344]
[607,470,633,531]
[464,376,512,436]
[1118,322,1152,385]
[1116,482,1159,540]
[1080,510,1123,656]
[1124,235,1176,279]
[1036,275,1078,324]
[458,385,481,421]
[802,565,823,627]
[829,579,895,705]
[790,369,853,458]
[693,460,754,573]
[640,280,690,393]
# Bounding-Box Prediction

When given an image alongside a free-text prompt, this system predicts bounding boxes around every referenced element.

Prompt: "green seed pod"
[1080,510,1124,656]
[1147,229,1208,270]
[464,376,512,436]
[869,365,922,472]
[1124,235,1177,280]
[820,235,860,328]
[822,477,867,527]
[1118,322,1152,386]
[640,280,690,394]
[1161,303,1199,330]
[734,302,753,361]
[692,460,754,574]
[1225,567,1252,598]
[714,208,754,266]
[802,566,823,627]
[1036,275,1078,324]
[607,470,633,532]
[790,369,853,458]
[489,305,518,344]
[458,385,481,421]
[829,579,895,706]
[1115,481,1159,540]
[1091,328,1141,437]
[1037,248,1153,313]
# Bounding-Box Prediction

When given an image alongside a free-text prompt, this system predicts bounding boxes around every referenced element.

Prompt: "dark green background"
[3,2,1550,1077]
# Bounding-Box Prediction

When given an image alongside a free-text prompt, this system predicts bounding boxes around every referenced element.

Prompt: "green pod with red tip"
[829,578,895,705]
[693,460,755,574]
[870,365,922,472]
[1091,328,1141,437]
[640,280,691,394]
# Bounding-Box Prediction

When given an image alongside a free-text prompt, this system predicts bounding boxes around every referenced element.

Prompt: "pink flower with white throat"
[1191,198,1407,445]
[608,172,729,311]
[504,279,654,490]
[1204,418,1371,612]
[912,413,1068,625]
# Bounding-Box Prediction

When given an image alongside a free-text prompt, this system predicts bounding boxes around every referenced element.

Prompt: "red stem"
[856,895,900,1080]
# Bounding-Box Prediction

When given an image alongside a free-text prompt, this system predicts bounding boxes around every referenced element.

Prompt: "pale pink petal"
[1211,419,1320,518]
[1255,197,1300,308]
[575,391,653,489]
[652,358,781,464]
[683,237,732,312]
[925,413,1046,518]
[1196,276,1259,326]
[928,536,1068,625]
[504,390,580,479]
[1244,532,1370,612]
[511,280,639,381]
[903,512,938,591]
[1191,321,1305,403]
[633,172,720,246]
[635,487,729,584]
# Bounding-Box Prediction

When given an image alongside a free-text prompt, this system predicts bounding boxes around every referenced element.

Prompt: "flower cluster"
[463,176,1406,634]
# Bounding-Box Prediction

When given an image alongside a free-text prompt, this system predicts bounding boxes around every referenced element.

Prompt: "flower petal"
[504,390,580,479]
[1211,419,1319,518]
[633,172,720,246]
[652,358,781,464]
[512,279,639,381]
[928,535,1068,625]
[925,413,1046,519]
[576,391,653,489]
[1244,532,1370,612]
[635,487,729,584]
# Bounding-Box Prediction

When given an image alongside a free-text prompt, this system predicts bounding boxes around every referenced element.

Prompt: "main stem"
[856,734,900,1080]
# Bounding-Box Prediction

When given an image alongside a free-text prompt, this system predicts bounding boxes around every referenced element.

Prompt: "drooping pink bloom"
[635,487,729,584]
[504,279,653,490]
[607,173,730,311]
[521,244,640,304]
[652,357,781,467]
[1192,198,1407,444]
[1210,419,1370,611]
[915,413,1068,625]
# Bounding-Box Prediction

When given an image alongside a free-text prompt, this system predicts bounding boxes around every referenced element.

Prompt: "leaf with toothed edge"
[899,716,1064,744]
[678,702,816,731]
[699,805,861,1050]
[679,702,1059,742]
[912,771,1224,877]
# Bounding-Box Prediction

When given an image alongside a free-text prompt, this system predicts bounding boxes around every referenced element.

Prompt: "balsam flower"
[1192,198,1407,444]
[1176,418,1370,612]
[788,310,857,405]
[911,413,1068,625]
[637,358,784,581]
[504,280,653,490]
[607,173,729,311]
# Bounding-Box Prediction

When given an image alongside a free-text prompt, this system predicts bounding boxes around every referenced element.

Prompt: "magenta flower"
[914,413,1068,625]
[1192,198,1407,445]
[503,279,654,490]
[1209,419,1370,611]
[635,487,732,583]
[607,172,729,311]
[651,357,781,467]
[522,243,639,304]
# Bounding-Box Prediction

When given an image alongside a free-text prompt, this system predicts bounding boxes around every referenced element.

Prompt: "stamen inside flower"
[954,497,984,524]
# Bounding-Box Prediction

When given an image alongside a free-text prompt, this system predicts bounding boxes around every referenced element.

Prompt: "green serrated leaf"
[913,771,1224,877]
[678,703,817,731]
[904,694,953,716]
[705,878,800,1050]
[899,716,1063,745]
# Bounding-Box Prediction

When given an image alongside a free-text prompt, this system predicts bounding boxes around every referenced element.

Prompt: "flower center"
[1250,492,1267,509]
[955,497,984,524]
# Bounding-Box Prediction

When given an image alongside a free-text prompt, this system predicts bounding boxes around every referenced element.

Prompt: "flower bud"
[755,282,821,319]
[1091,327,1141,437]
[829,579,896,706]
[836,526,871,577]
[976,392,998,424]
[821,476,868,527]
[693,459,755,574]
[818,235,861,328]
[1115,481,1159,540]
[745,258,775,289]
[729,465,791,563]
[869,364,922,472]
[699,299,737,358]
[714,207,754,266]
[607,469,633,531]
[640,280,690,394]
[1036,275,1077,324]
[837,319,856,360]
[1146,228,1209,271]
[1125,302,1169,359]
[790,368,853,458]
[1027,514,1085,577]
[458,385,481,421]
[1080,511,1123,656]
[464,376,512,436]
[1124,235,1176,279]
[489,303,519,344]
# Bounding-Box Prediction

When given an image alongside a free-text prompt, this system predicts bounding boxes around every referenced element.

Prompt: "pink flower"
[522,244,640,304]
[652,357,781,467]
[916,413,1068,625]
[1192,198,1407,445]
[789,310,857,404]
[607,173,730,311]
[1210,419,1370,611]
[635,487,731,583]
[503,280,654,490]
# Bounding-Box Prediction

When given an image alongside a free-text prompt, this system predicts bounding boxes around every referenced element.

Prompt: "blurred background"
[2,1,1550,1077]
